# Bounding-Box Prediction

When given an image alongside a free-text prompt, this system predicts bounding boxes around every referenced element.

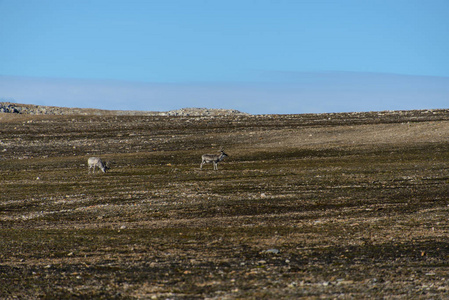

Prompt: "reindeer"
[88,157,109,174]
[200,150,229,170]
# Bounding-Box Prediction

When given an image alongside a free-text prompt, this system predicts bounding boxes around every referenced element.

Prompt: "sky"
[1,0,448,114]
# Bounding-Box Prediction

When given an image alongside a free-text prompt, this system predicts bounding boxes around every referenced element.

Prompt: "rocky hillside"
[0,102,248,116]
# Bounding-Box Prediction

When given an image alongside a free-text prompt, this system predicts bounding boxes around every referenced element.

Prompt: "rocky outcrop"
[160,107,249,116]
[0,103,21,113]
[0,102,249,116]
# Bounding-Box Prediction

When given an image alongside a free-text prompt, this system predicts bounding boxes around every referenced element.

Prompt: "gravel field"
[1,105,449,298]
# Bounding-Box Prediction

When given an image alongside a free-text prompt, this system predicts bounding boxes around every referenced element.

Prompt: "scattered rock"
[0,102,249,117]
[262,248,280,254]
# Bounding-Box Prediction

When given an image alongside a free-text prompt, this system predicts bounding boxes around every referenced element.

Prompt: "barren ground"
[1,109,449,299]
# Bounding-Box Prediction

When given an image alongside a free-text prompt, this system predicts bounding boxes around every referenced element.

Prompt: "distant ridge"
[0,102,249,116]
[2,102,449,123]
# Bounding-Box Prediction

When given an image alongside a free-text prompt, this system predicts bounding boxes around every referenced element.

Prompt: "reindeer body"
[88,157,109,173]
[200,150,228,170]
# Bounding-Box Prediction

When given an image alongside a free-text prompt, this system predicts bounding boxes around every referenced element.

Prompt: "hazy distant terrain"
[0,102,248,116]
[1,104,449,298]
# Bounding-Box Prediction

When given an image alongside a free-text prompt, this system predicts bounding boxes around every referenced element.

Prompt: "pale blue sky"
[1,0,448,114]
